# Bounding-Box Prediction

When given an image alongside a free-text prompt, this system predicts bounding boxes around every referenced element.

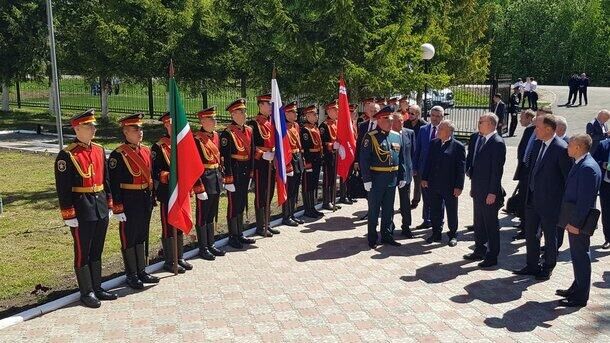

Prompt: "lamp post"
[421,43,435,119]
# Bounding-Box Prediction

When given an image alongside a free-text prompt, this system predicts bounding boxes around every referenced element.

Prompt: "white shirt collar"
[442,137,452,145]
[542,134,556,146]
[574,153,588,165]
[481,131,495,141]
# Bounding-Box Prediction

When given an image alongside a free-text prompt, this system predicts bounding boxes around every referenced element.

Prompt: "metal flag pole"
[45,0,64,149]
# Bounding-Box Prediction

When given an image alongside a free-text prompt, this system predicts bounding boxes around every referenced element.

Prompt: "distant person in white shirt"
[529,77,538,110]
[522,77,532,108]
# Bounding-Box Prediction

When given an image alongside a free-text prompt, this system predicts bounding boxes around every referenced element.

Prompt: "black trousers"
[196,193,220,227]
[579,87,588,105]
[322,154,336,203]
[411,174,422,204]
[159,201,182,239]
[525,204,559,270]
[254,161,275,209]
[529,91,538,111]
[509,113,518,137]
[600,182,610,243]
[118,190,152,249]
[302,164,321,192]
[568,87,578,104]
[227,161,251,221]
[397,183,412,229]
[473,196,500,259]
[71,217,109,268]
[430,190,458,238]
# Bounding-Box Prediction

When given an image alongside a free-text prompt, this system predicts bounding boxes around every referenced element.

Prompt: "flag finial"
[272,65,277,79]
[169,59,175,78]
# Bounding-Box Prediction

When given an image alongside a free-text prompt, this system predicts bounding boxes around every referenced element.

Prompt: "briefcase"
[346,169,367,199]
[504,187,520,215]
[558,202,601,236]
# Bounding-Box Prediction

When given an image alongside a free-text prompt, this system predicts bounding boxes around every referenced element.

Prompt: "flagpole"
[45,0,64,149]
[169,60,179,275]
[265,68,277,237]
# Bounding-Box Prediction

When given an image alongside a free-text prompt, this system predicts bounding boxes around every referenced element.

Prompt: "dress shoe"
[513,266,540,276]
[410,201,419,209]
[401,228,414,238]
[381,238,402,246]
[256,227,273,237]
[94,289,118,300]
[557,299,586,307]
[238,235,256,244]
[425,235,442,244]
[313,210,325,217]
[228,236,243,249]
[163,262,186,274]
[268,227,280,234]
[349,198,358,203]
[198,247,216,261]
[463,253,484,261]
[209,245,226,256]
[322,203,341,210]
[291,216,304,224]
[512,231,526,240]
[448,238,458,247]
[359,213,368,220]
[80,292,101,308]
[138,271,160,284]
[535,268,553,281]
[478,259,497,268]
[368,242,377,249]
[338,197,353,205]
[178,259,193,270]
[304,210,320,218]
[282,218,299,227]
[465,225,475,232]
[602,241,610,249]
[415,222,432,230]
[555,288,574,297]
[126,275,144,290]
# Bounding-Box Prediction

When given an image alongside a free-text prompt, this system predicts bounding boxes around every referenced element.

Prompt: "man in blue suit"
[464,113,506,268]
[414,106,444,230]
[591,136,610,249]
[510,109,536,240]
[585,110,609,155]
[421,120,465,246]
[513,114,573,280]
[556,134,601,307]
[392,112,416,238]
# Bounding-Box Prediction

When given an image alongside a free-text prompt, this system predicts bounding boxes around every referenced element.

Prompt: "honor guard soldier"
[54,109,117,308]
[247,93,282,237]
[220,99,257,249]
[319,100,341,210]
[360,106,408,248]
[282,102,305,226]
[152,112,192,273]
[108,113,160,290]
[193,107,226,260]
[338,103,360,204]
[301,105,325,218]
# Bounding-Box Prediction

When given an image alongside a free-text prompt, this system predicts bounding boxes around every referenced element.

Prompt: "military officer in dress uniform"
[360,106,408,248]
[152,112,192,273]
[281,102,305,226]
[193,107,226,260]
[301,105,325,218]
[220,99,257,249]
[54,109,118,308]
[247,93,282,237]
[320,100,342,210]
[108,113,160,290]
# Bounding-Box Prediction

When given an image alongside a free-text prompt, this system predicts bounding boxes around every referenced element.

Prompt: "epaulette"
[368,130,378,136]
[63,143,78,152]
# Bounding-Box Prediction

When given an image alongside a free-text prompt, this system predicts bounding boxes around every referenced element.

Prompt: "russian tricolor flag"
[271,72,292,206]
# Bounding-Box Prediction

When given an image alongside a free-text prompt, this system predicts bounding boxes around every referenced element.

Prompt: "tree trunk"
[1,83,9,112]
[100,77,109,118]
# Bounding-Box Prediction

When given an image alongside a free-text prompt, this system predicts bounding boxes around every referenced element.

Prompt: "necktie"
[523,133,536,165]
[431,126,437,140]
[534,143,547,169]
[477,136,486,153]
[529,142,546,192]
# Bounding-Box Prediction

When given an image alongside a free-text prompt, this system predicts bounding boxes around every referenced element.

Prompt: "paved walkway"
[0,86,609,341]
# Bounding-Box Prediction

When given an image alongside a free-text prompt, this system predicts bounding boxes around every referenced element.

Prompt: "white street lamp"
[421,43,435,118]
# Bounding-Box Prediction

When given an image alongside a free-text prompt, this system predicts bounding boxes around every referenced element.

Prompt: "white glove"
[225,184,236,192]
[364,182,372,192]
[108,210,113,218]
[248,179,254,190]
[398,180,407,189]
[287,171,294,177]
[196,192,208,200]
[263,151,275,161]
[305,169,313,173]
[64,218,79,227]
[116,213,127,222]
[332,141,341,150]
[338,146,346,159]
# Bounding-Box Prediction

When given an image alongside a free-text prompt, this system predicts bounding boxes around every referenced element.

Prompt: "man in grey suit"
[586,109,609,154]
[555,116,569,143]
[464,113,506,268]
[513,113,573,280]
[392,112,415,237]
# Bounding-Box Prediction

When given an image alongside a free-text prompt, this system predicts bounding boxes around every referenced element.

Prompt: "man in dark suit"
[508,87,522,137]
[510,109,536,240]
[404,104,427,210]
[586,110,609,154]
[513,114,573,280]
[591,137,610,249]
[414,106,444,230]
[557,134,601,307]
[578,73,589,106]
[392,112,416,238]
[421,120,465,246]
[491,94,507,135]
[464,113,506,268]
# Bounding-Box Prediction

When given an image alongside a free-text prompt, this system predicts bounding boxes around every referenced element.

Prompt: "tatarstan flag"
[336,75,356,180]
[167,61,204,234]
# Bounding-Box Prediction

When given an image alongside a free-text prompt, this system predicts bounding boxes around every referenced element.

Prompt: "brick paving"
[1,144,609,342]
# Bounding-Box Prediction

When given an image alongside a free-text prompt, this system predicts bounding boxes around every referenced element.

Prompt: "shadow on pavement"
[484,300,580,332]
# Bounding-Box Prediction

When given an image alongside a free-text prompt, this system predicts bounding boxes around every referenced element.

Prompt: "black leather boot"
[311,191,325,217]
[238,214,256,244]
[255,207,273,237]
[176,234,193,270]
[123,247,144,289]
[227,217,243,249]
[75,265,101,308]
[90,260,118,300]
[207,223,225,256]
[291,198,304,224]
[162,237,186,273]
[196,225,215,260]
[135,243,159,284]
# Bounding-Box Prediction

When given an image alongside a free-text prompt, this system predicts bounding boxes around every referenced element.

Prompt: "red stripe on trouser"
[119,221,127,249]
[160,202,168,238]
[227,191,233,221]
[71,226,82,268]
